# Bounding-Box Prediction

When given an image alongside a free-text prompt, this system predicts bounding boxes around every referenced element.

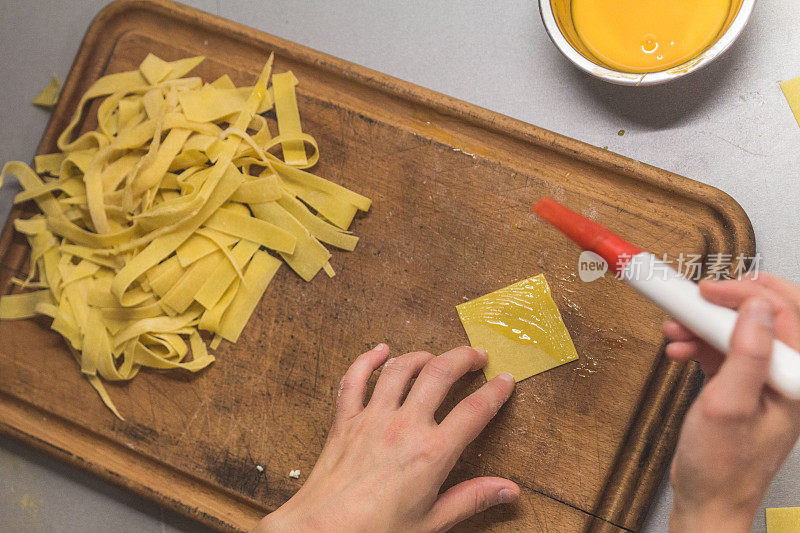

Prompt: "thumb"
[710,297,774,415]
[425,477,519,532]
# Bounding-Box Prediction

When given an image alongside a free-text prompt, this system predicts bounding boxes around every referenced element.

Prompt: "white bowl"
[539,0,757,86]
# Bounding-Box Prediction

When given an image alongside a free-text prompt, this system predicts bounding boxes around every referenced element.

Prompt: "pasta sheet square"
[457,274,578,382]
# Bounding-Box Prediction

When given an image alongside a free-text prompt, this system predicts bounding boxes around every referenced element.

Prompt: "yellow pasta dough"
[781,77,800,128]
[457,274,579,382]
[766,507,800,533]
[0,53,371,418]
[32,75,62,108]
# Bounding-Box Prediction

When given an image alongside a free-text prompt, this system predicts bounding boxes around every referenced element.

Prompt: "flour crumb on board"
[289,469,301,479]
[550,184,566,202]
[581,205,598,221]
[256,465,264,472]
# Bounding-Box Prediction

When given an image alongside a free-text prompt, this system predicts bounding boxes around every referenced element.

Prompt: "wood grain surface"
[0,1,755,531]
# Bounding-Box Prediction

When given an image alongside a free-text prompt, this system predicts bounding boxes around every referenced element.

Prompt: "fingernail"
[497,372,515,384]
[475,348,488,358]
[374,343,387,352]
[744,299,774,328]
[497,488,518,504]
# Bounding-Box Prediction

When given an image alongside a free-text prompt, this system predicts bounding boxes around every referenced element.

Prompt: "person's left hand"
[254,344,519,533]
[663,274,800,530]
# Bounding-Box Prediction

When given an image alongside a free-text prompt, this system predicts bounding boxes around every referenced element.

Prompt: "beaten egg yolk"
[571,0,732,73]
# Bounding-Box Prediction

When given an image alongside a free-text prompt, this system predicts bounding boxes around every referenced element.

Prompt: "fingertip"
[698,278,733,296]
[371,343,391,364]
[373,343,389,354]
[739,297,775,333]
[351,343,390,371]
[664,343,678,361]
[665,341,696,362]
[697,278,716,292]
[662,320,683,339]
[428,477,519,530]
[338,343,392,419]
[489,373,516,403]
[497,372,514,383]
[495,372,515,396]
[743,270,766,282]
[472,347,488,370]
[497,486,520,505]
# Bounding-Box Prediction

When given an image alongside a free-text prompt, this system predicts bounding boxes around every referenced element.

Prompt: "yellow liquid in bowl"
[571,0,732,73]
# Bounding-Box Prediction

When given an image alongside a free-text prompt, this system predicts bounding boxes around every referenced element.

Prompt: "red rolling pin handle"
[531,198,643,274]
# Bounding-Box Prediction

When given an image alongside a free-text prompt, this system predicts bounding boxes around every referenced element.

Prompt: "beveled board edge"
[0,391,262,532]
[0,0,755,531]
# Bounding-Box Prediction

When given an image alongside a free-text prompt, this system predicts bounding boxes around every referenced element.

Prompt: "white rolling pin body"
[621,253,800,399]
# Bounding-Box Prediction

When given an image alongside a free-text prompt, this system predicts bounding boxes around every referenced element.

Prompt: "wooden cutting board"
[0,1,755,531]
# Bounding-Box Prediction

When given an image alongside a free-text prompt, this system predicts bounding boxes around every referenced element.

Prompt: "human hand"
[254,344,519,533]
[663,274,800,531]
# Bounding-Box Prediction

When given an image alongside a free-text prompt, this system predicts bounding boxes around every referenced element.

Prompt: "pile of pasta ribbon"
[0,54,371,418]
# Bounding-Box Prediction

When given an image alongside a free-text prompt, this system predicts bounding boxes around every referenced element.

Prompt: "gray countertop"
[1,1,798,531]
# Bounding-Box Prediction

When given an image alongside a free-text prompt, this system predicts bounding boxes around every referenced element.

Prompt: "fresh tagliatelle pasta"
[0,53,371,418]
[31,75,62,109]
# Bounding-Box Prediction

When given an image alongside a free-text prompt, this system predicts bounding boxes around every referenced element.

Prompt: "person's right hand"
[663,273,800,531]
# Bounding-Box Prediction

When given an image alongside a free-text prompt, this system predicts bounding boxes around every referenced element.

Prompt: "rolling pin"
[533,197,800,400]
